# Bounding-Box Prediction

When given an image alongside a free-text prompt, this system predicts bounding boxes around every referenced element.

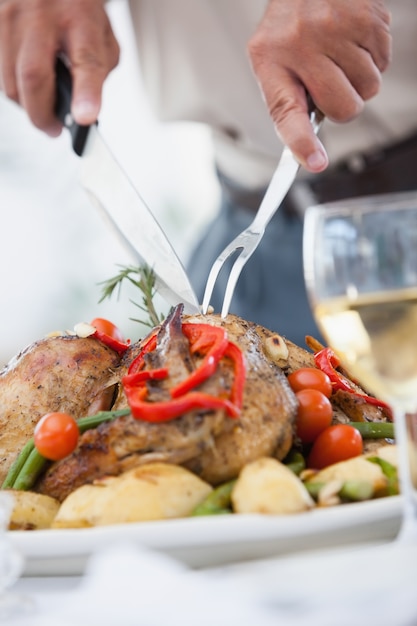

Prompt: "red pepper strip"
[122,368,169,388]
[314,347,392,413]
[125,386,240,422]
[127,333,158,375]
[314,347,358,393]
[92,329,130,354]
[170,324,229,398]
[224,341,246,410]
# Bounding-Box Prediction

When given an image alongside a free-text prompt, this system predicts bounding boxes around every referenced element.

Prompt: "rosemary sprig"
[98,264,164,329]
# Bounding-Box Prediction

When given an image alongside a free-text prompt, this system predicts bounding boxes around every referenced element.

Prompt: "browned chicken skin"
[183,312,298,484]
[0,305,392,503]
[36,306,298,501]
[0,336,121,485]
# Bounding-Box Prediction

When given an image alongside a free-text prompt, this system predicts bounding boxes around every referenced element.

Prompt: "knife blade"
[55,57,200,314]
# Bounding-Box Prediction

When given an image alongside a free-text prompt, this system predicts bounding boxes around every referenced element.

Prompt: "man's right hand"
[0,0,120,136]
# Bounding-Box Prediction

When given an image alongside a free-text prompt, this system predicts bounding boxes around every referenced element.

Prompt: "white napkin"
[210,540,417,626]
[8,539,417,626]
[11,543,276,626]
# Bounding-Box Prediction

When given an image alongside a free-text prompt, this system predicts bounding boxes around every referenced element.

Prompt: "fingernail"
[46,125,63,138]
[306,149,327,171]
[72,99,97,123]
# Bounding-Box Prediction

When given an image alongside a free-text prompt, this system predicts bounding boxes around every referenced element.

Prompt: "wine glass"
[303,190,417,542]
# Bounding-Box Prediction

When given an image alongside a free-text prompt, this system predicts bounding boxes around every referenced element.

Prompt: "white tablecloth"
[4,540,417,626]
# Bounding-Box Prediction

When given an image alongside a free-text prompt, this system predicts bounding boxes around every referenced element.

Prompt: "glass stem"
[393,407,417,542]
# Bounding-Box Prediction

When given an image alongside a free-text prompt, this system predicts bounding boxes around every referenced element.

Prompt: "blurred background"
[0,0,219,365]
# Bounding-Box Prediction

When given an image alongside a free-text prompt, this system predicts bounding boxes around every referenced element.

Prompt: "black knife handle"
[55,57,91,156]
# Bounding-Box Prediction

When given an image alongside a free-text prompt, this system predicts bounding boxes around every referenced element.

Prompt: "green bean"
[1,439,35,489]
[304,481,324,500]
[283,449,306,476]
[305,480,374,502]
[77,408,130,433]
[191,480,236,516]
[347,421,394,439]
[197,508,233,516]
[339,480,374,502]
[13,448,47,491]
[368,456,399,495]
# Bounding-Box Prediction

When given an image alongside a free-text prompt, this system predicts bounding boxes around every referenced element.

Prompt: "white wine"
[314,287,417,412]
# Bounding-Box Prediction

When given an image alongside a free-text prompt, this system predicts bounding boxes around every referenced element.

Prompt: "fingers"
[17,34,63,136]
[0,2,20,102]
[66,7,120,125]
[248,0,392,173]
[299,46,381,124]
[351,0,392,72]
[0,0,120,134]
[257,73,329,172]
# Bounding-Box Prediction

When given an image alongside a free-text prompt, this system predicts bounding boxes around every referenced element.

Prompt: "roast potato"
[231,457,314,515]
[8,490,60,530]
[366,444,398,467]
[305,456,389,505]
[52,463,212,528]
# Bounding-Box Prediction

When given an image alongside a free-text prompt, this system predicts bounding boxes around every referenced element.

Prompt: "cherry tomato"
[295,389,333,444]
[90,317,125,342]
[34,412,79,461]
[288,368,332,398]
[307,424,363,470]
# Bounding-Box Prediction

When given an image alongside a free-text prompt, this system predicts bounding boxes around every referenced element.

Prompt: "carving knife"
[54,57,200,314]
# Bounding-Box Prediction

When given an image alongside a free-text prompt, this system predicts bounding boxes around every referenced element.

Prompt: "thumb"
[274,106,328,173]
[262,78,329,172]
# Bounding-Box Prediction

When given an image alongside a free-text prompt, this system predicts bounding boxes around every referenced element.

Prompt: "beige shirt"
[128,0,417,188]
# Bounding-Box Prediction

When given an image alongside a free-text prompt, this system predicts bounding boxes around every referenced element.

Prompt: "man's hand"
[0,0,120,136]
[248,0,392,172]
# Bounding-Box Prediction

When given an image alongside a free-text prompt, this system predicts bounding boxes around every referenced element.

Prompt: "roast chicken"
[35,305,298,501]
[0,304,391,502]
[0,335,120,485]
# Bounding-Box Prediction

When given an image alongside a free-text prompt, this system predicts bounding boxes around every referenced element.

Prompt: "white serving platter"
[9,495,401,576]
